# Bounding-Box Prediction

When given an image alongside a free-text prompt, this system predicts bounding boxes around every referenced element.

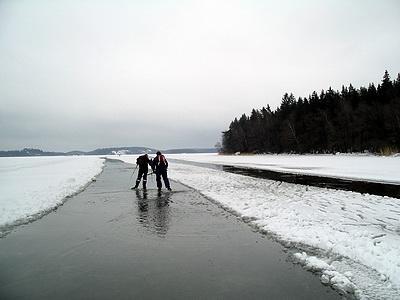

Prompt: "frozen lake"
[1,154,400,298]
[0,160,340,299]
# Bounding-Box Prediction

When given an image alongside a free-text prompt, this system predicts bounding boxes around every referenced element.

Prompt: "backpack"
[157,155,167,167]
[136,155,146,165]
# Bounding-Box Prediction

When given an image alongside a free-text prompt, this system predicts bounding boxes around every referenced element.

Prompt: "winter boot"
[131,180,140,190]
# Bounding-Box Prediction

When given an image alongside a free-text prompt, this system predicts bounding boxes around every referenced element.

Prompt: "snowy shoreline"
[0,156,105,236]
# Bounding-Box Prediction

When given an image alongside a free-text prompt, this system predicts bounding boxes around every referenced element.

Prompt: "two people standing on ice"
[132,151,171,191]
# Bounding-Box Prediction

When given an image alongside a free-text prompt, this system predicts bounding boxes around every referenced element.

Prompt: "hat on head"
[156,151,161,155]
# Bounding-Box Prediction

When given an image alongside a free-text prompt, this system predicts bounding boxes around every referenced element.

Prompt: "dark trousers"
[156,169,170,189]
[135,169,148,188]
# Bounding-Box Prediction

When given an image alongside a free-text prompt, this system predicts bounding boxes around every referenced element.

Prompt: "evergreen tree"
[221,71,400,154]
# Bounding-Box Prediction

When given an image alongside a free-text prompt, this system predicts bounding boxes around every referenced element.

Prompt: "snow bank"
[293,252,356,295]
[167,153,400,185]
[0,156,104,233]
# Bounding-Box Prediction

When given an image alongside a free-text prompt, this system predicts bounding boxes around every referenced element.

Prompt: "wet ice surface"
[0,161,340,300]
[165,162,400,299]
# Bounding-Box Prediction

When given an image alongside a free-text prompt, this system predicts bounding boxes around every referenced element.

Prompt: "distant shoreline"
[0,147,218,157]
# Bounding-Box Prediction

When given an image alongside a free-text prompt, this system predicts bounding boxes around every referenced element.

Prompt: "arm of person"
[150,158,156,171]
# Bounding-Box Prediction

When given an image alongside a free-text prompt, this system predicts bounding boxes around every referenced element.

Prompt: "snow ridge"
[0,156,105,235]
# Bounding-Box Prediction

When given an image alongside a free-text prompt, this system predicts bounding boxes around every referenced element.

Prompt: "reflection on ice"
[135,189,171,237]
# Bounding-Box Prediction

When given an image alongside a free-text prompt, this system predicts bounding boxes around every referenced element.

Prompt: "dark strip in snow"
[170,159,400,199]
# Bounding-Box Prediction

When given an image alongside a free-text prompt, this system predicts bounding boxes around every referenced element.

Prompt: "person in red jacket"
[152,151,171,191]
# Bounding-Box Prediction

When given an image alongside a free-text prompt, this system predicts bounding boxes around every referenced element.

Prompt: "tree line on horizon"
[222,71,400,154]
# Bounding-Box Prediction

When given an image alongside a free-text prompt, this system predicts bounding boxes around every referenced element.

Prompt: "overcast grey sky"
[0,0,399,151]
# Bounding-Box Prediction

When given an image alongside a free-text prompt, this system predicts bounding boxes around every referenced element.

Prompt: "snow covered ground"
[0,156,104,234]
[167,153,400,185]
[115,154,400,299]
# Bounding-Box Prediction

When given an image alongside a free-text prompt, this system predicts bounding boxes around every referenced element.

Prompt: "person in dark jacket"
[132,153,152,190]
[152,151,171,191]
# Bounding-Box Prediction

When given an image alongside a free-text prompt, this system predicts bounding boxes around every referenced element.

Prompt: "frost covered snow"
[167,153,400,184]
[294,252,356,295]
[114,154,400,298]
[0,156,104,233]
